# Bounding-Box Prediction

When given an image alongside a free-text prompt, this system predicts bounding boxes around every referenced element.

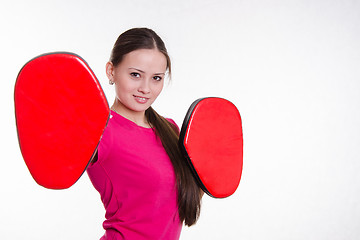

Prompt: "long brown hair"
[109,28,201,226]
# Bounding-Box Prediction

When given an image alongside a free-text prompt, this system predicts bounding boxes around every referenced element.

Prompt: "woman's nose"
[138,79,150,94]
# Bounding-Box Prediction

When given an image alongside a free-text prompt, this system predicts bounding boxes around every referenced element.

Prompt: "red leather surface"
[14,53,109,189]
[181,98,243,198]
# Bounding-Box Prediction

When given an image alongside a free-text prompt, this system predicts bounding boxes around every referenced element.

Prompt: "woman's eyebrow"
[128,67,145,73]
[129,67,165,75]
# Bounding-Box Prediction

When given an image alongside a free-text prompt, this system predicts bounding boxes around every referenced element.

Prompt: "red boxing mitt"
[179,97,243,198]
[14,52,110,189]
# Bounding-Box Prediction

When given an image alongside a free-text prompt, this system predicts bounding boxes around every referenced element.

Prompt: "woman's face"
[106,48,167,116]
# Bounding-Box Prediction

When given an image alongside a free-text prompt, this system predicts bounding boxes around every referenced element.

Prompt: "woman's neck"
[111,100,150,128]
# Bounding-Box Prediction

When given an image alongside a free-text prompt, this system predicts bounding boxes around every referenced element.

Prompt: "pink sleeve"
[166,118,180,134]
[89,122,113,167]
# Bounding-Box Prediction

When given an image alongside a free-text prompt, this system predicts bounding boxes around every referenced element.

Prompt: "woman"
[87,28,202,240]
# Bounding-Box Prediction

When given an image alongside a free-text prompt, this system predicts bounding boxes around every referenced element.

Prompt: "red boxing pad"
[14,52,110,189]
[179,97,243,198]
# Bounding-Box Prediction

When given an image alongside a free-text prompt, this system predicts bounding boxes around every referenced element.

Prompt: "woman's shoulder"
[165,118,176,126]
[165,118,180,133]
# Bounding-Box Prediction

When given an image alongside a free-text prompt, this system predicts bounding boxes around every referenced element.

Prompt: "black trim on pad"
[179,97,216,197]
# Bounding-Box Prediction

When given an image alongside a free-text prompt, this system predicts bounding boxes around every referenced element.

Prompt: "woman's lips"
[134,95,149,104]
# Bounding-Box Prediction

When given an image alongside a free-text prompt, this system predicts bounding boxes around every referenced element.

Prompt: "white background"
[1,0,360,239]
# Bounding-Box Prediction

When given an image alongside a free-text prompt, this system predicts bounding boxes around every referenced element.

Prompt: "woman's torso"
[87,110,182,240]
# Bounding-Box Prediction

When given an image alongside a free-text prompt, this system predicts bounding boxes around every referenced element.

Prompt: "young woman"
[87,28,202,240]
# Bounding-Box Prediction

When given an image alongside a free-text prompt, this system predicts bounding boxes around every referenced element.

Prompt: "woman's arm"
[91,149,98,163]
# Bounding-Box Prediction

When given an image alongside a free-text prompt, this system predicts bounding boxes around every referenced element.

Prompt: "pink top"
[87,110,182,240]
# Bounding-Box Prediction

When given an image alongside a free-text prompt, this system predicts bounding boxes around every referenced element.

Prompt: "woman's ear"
[106,61,114,84]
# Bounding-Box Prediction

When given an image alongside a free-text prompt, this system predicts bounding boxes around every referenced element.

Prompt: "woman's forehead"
[120,49,167,73]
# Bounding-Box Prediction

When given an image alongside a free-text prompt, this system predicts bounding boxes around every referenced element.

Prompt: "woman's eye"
[153,76,162,81]
[130,72,140,78]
